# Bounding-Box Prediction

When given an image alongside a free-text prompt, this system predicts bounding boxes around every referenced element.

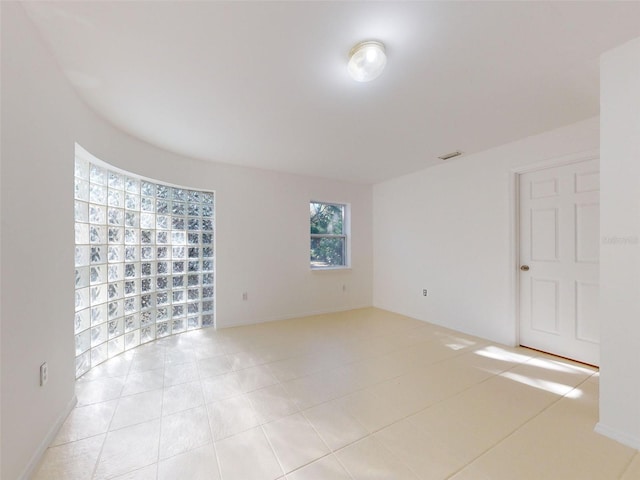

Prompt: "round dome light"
[348,40,387,82]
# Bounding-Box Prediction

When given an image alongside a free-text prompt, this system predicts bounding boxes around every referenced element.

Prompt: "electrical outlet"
[423,289,428,296]
[40,362,48,386]
[242,292,248,301]
[342,284,347,293]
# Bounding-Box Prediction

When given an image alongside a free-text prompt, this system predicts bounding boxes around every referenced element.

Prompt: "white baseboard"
[218,304,373,328]
[19,394,77,480]
[595,422,640,450]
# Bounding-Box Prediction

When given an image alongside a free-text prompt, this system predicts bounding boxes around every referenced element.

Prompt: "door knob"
[520,265,530,271]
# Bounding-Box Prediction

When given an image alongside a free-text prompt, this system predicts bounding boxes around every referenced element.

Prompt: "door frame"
[509,149,600,349]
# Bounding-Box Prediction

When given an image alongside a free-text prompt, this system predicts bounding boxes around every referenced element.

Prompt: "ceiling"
[22,1,640,184]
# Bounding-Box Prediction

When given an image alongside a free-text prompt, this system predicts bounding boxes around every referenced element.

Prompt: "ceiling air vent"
[438,150,463,161]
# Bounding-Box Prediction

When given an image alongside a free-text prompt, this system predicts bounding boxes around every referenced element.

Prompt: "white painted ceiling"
[23,1,640,184]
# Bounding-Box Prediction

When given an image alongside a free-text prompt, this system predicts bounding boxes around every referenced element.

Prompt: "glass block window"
[74,149,215,378]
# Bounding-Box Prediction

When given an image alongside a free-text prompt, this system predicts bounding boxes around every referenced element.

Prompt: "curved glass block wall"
[74,148,215,378]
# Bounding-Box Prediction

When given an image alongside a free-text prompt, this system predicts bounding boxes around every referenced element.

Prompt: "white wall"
[0,4,372,479]
[373,117,599,346]
[597,37,640,449]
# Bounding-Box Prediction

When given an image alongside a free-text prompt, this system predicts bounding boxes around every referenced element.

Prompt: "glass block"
[188,204,199,217]
[140,325,156,344]
[188,190,200,203]
[202,233,213,244]
[124,314,139,332]
[188,233,199,245]
[172,304,184,318]
[124,279,138,296]
[76,351,91,378]
[140,294,153,310]
[156,277,169,291]
[125,211,140,228]
[90,284,107,306]
[124,263,138,278]
[108,318,124,338]
[141,277,154,293]
[75,287,90,312]
[107,189,123,207]
[202,301,214,313]
[125,245,139,261]
[75,267,90,288]
[75,178,89,201]
[187,274,200,287]
[108,227,123,244]
[140,197,155,213]
[157,261,169,275]
[172,217,185,230]
[108,208,124,226]
[156,215,169,229]
[156,231,169,244]
[202,274,214,285]
[202,260,214,272]
[141,246,154,260]
[156,184,170,199]
[172,276,184,289]
[172,318,186,334]
[141,262,154,277]
[75,157,89,179]
[75,309,91,334]
[157,321,170,338]
[172,246,185,259]
[172,188,186,202]
[202,247,214,258]
[108,264,124,282]
[91,343,109,367]
[156,290,169,305]
[172,232,186,245]
[156,200,170,215]
[90,164,107,185]
[125,193,140,211]
[108,245,123,263]
[187,288,200,301]
[140,230,153,244]
[202,204,213,217]
[157,246,169,259]
[108,282,123,300]
[141,213,155,229]
[187,247,199,259]
[108,171,124,190]
[90,245,105,265]
[89,184,107,205]
[89,225,106,244]
[172,202,185,216]
[202,286,214,298]
[187,316,200,330]
[89,204,106,224]
[187,302,199,315]
[140,310,154,327]
[172,289,185,303]
[202,219,213,231]
[124,330,140,350]
[91,304,107,326]
[202,314,214,327]
[124,296,137,313]
[125,177,140,194]
[75,200,89,222]
[108,300,123,319]
[187,219,200,231]
[75,223,89,244]
[108,336,124,358]
[141,181,155,197]
[172,261,185,274]
[201,192,214,205]
[91,323,107,347]
[156,307,169,322]
[75,246,90,267]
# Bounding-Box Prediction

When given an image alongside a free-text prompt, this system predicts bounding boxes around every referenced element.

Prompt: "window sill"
[310,266,352,272]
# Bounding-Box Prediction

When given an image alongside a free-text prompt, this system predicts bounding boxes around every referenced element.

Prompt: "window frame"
[309,200,350,270]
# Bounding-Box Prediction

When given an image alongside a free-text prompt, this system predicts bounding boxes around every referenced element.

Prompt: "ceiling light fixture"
[348,40,387,82]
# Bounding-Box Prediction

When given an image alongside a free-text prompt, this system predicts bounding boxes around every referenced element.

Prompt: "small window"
[310,201,347,268]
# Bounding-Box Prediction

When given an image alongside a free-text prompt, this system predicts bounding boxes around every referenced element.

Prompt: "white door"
[519,159,600,365]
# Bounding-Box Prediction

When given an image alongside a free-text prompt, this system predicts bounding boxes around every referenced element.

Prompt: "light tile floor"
[33,308,639,479]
